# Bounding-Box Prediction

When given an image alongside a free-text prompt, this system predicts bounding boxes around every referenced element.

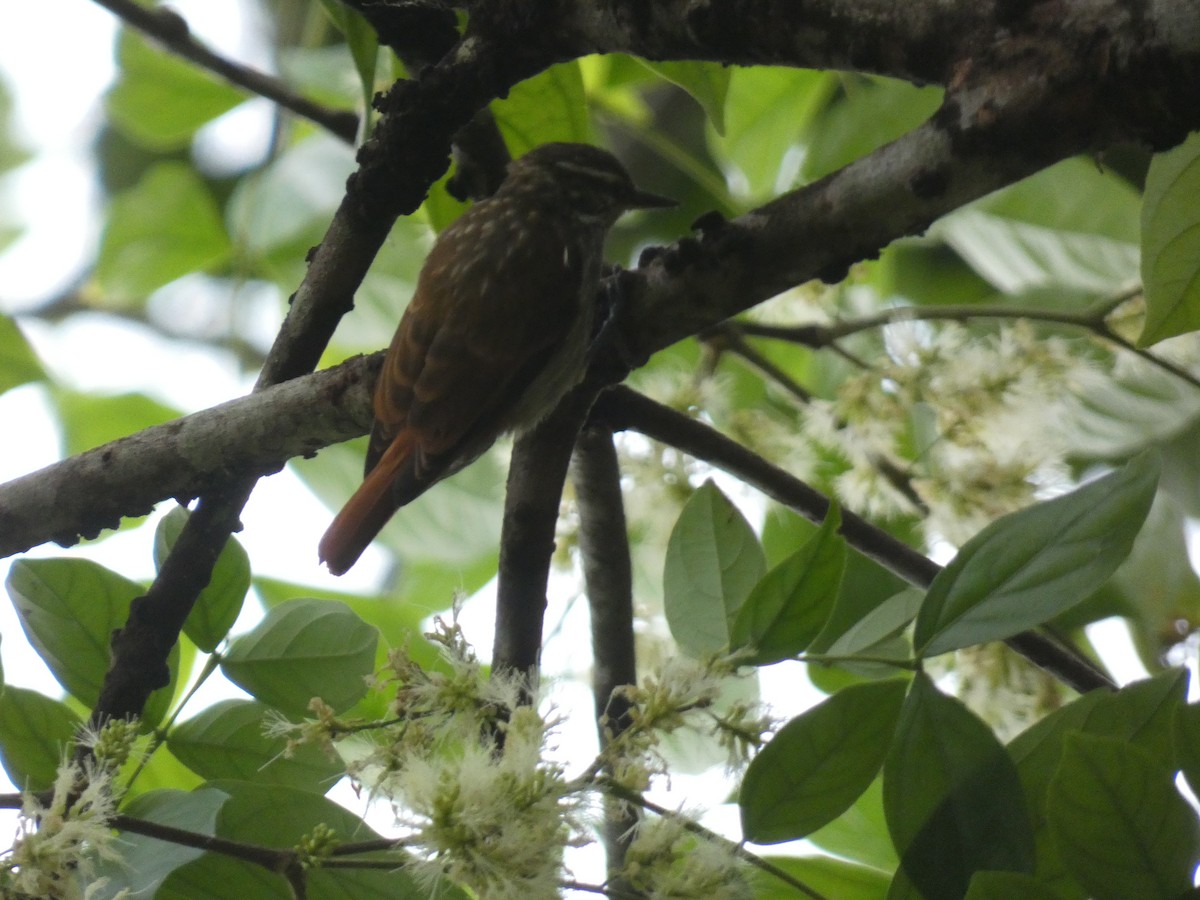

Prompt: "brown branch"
[112,812,299,876]
[591,386,1115,694]
[493,385,601,685]
[571,425,641,888]
[91,0,359,144]
[0,355,379,559]
[562,0,986,85]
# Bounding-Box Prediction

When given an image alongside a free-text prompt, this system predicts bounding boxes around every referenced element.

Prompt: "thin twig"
[708,323,812,403]
[91,0,359,143]
[739,290,1200,393]
[111,812,294,871]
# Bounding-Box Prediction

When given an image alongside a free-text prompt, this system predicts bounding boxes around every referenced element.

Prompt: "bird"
[319,142,674,575]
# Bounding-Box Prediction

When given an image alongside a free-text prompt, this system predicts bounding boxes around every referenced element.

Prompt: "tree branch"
[91,0,359,144]
[0,355,378,559]
[492,386,600,684]
[572,426,641,886]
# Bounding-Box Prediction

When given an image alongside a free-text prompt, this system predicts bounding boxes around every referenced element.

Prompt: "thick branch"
[562,0,988,83]
[573,427,638,721]
[0,355,378,559]
[492,386,599,683]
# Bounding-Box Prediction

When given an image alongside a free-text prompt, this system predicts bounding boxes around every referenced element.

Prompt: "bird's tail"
[318,433,413,575]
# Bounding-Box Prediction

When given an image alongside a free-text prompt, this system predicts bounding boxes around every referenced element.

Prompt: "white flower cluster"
[356,619,574,900]
[603,656,773,791]
[622,816,753,900]
[0,720,137,899]
[951,643,1064,741]
[808,320,1082,544]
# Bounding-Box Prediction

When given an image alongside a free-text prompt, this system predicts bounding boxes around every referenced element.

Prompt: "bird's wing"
[366,219,586,481]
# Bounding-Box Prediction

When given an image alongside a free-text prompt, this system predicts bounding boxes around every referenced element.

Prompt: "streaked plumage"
[319,143,673,575]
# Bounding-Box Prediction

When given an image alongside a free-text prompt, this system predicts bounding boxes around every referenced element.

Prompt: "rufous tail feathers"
[318,433,413,575]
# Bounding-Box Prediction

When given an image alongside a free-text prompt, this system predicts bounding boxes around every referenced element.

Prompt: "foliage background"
[0,0,1199,898]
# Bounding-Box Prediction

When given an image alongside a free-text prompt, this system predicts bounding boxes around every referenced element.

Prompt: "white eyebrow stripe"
[554,161,627,185]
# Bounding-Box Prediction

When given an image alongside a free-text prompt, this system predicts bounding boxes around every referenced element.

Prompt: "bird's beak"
[627,189,677,210]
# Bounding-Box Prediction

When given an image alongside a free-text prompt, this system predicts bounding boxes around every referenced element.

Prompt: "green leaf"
[978,157,1143,242]
[7,558,142,705]
[1140,131,1200,346]
[155,506,249,651]
[731,503,845,664]
[1009,671,1187,896]
[663,481,765,656]
[1178,700,1200,800]
[168,699,343,791]
[708,66,829,200]
[1063,350,1200,460]
[914,453,1159,657]
[227,133,358,262]
[122,743,203,800]
[823,588,923,663]
[221,599,377,716]
[97,162,232,301]
[934,208,1139,295]
[1048,734,1200,900]
[0,314,44,396]
[965,871,1068,900]
[0,687,81,791]
[255,565,483,662]
[493,62,590,157]
[106,29,246,150]
[809,777,899,872]
[159,853,291,898]
[91,787,228,899]
[53,388,180,457]
[757,854,890,900]
[801,77,943,182]
[316,0,379,117]
[160,780,456,899]
[798,521,910,656]
[884,673,1034,899]
[741,679,907,843]
[640,59,730,134]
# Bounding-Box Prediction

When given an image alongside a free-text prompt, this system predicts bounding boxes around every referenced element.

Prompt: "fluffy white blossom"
[0,743,129,898]
[621,815,752,899]
[395,708,575,900]
[809,319,1086,543]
